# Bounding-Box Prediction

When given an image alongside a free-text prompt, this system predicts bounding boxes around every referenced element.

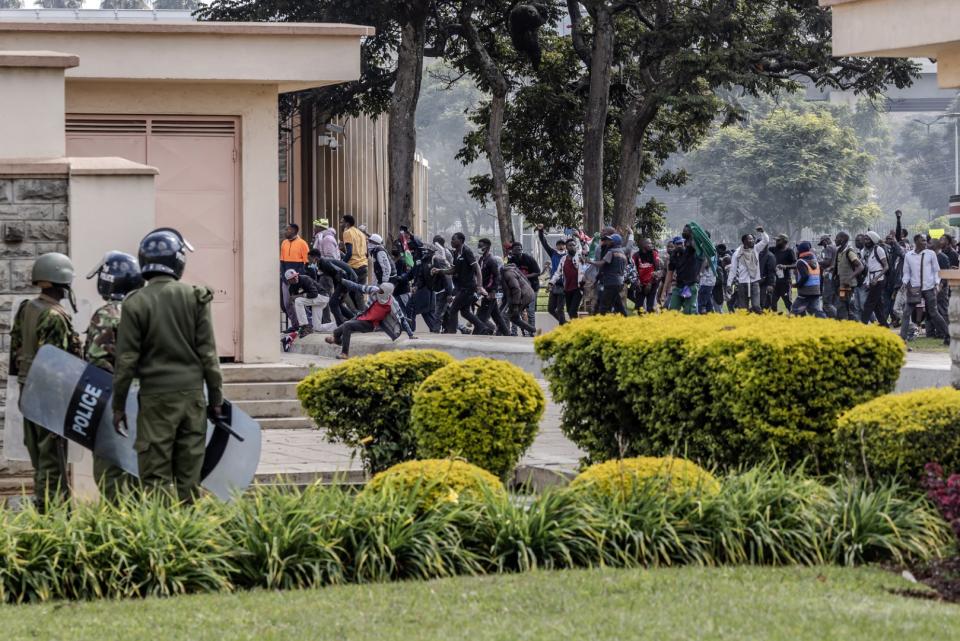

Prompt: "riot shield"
[20,345,262,500]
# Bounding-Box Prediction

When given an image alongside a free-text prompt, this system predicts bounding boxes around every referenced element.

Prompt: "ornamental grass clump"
[535,312,904,470]
[297,350,454,473]
[835,387,960,482]
[223,483,351,590]
[0,467,951,604]
[411,358,545,479]
[570,457,721,498]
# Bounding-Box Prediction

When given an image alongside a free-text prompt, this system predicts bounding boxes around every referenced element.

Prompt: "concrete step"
[224,381,299,401]
[258,416,314,430]
[233,399,304,419]
[222,364,314,384]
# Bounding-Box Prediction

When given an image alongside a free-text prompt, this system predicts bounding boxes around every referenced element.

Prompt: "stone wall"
[0,176,69,481]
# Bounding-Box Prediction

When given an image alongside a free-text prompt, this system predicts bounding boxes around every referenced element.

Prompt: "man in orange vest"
[280,223,309,327]
[791,241,826,318]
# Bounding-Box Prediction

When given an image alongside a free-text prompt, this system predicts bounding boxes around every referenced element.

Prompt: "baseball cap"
[284,269,298,280]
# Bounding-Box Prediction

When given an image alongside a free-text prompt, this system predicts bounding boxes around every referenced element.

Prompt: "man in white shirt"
[901,233,949,345]
[727,232,769,313]
[860,231,888,326]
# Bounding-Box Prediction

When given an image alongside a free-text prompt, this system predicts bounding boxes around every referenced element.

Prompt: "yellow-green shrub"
[835,387,960,481]
[535,313,904,470]
[297,350,454,473]
[571,457,721,497]
[411,358,545,479]
[361,459,505,506]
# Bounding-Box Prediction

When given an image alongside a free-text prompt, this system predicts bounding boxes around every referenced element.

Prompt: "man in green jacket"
[112,228,223,502]
[10,253,82,508]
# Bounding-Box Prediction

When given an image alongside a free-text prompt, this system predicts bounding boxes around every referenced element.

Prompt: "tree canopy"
[199,0,918,241]
[689,108,876,239]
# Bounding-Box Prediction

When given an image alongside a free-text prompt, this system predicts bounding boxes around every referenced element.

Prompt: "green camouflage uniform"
[10,294,82,504]
[84,300,133,499]
[112,276,223,502]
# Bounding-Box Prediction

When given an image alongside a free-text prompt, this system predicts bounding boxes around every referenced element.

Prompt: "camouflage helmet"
[32,252,75,287]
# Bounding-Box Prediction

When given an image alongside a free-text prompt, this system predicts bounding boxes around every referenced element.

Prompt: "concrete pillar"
[0,51,78,159]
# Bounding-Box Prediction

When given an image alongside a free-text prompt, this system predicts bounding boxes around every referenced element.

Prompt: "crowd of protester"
[280,209,957,358]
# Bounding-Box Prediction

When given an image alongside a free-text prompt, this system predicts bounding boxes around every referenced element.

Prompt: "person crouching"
[324,281,417,359]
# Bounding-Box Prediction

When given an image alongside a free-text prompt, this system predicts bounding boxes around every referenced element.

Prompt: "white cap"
[284,269,298,280]
[369,233,383,245]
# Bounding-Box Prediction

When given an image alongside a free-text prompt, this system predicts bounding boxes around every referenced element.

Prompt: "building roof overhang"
[0,20,373,92]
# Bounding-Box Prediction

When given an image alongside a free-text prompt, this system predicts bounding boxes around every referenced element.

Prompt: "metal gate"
[66,116,241,359]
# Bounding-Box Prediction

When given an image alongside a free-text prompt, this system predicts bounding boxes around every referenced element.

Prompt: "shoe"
[324,336,335,345]
[336,353,349,360]
[298,326,314,338]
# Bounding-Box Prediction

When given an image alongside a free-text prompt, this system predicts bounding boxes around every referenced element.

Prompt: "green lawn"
[2,566,957,641]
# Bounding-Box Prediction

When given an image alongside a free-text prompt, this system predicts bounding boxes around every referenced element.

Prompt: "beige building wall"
[0,51,76,158]
[822,0,960,88]
[68,161,157,335]
[66,81,280,363]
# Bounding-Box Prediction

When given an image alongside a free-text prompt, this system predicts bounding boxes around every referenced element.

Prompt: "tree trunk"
[486,90,513,248]
[459,2,514,248]
[582,3,615,233]
[611,101,658,231]
[388,18,427,236]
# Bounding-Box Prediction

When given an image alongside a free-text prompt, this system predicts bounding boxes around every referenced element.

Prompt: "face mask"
[567,248,576,256]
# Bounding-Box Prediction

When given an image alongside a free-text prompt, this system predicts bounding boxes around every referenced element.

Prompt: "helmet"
[86,251,144,301]
[369,233,383,245]
[138,227,194,280]
[32,252,75,287]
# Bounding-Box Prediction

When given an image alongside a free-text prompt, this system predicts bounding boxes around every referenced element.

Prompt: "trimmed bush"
[297,350,454,473]
[535,313,904,470]
[835,387,960,481]
[410,357,546,479]
[571,457,721,497]
[362,459,506,507]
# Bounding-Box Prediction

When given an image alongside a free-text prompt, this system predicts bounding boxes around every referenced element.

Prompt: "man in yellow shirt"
[341,214,368,284]
[280,223,309,327]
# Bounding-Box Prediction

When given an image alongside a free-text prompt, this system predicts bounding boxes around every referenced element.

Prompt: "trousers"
[547,289,566,325]
[668,284,699,315]
[293,294,336,331]
[902,288,949,342]
[23,413,68,506]
[735,281,761,313]
[136,389,207,503]
[333,318,376,354]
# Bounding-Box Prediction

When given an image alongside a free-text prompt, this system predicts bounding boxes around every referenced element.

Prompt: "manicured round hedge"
[297,350,454,473]
[411,357,545,479]
[362,459,505,506]
[835,387,960,481]
[535,313,904,470]
[571,457,720,497]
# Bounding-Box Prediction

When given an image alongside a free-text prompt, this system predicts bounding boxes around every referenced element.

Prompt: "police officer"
[9,253,82,508]
[84,251,144,500]
[112,228,223,502]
